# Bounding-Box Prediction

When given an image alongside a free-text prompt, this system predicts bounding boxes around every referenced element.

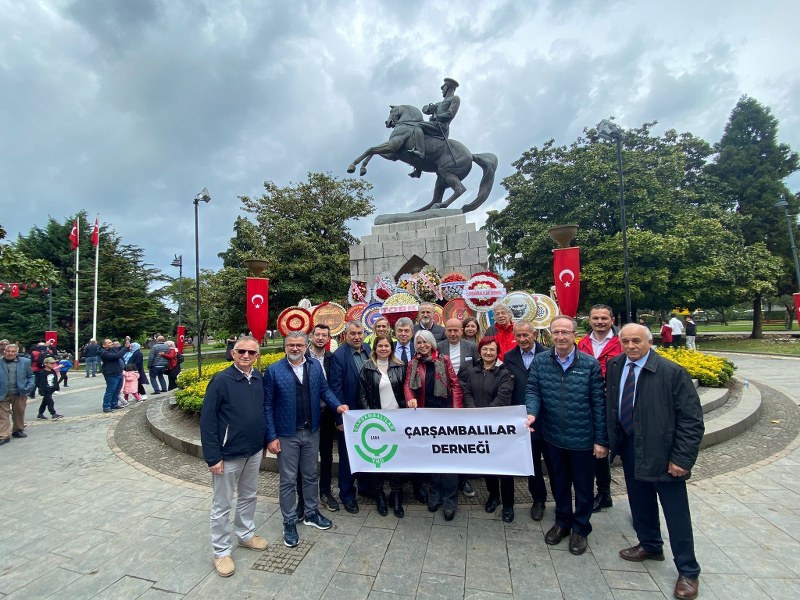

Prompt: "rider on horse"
[408,78,460,178]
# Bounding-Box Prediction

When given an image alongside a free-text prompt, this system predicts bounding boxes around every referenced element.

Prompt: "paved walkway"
[1,355,799,599]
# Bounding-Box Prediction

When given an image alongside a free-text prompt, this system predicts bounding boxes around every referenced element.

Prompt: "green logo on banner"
[352,412,398,468]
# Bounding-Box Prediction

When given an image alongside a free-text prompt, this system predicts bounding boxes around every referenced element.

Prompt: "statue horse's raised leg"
[347,138,406,176]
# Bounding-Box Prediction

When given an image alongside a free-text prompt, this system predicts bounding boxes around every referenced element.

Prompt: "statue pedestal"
[349,214,488,284]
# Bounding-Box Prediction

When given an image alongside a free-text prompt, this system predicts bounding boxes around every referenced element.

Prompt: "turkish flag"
[246,278,269,343]
[69,219,79,251]
[10,283,20,298]
[794,293,800,329]
[553,247,580,317]
[176,325,186,354]
[46,331,58,349]
[91,217,100,247]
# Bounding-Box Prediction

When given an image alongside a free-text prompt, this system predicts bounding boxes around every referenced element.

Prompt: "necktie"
[401,345,409,365]
[619,363,637,436]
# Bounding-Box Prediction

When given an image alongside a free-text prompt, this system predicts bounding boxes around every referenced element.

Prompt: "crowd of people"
[201,303,704,600]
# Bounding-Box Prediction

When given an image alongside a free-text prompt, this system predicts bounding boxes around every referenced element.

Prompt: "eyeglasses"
[285,343,306,349]
[234,349,258,356]
[550,330,576,337]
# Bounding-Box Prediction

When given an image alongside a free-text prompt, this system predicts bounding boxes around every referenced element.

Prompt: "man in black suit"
[606,324,703,600]
[503,321,549,521]
[296,324,338,514]
[413,302,446,342]
[329,320,372,514]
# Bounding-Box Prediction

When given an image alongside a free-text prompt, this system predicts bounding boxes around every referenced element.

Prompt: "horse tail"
[461,153,498,213]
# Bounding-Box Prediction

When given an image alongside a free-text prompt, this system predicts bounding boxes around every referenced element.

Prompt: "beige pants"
[0,394,26,439]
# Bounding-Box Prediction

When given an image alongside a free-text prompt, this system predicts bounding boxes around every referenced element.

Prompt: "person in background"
[461,316,482,344]
[483,304,516,360]
[684,316,697,350]
[37,357,63,420]
[659,320,673,348]
[57,354,74,388]
[0,344,35,444]
[100,338,130,413]
[669,313,685,347]
[413,302,446,342]
[162,340,182,390]
[122,363,143,403]
[82,338,101,377]
[124,342,149,400]
[358,334,408,518]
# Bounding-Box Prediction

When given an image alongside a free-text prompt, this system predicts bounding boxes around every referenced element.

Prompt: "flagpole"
[92,216,100,340]
[74,219,80,358]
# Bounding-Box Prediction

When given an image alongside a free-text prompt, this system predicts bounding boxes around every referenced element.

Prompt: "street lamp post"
[776,195,800,289]
[193,188,210,376]
[171,254,183,326]
[597,119,632,324]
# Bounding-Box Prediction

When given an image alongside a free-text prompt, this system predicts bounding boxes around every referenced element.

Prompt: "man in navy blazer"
[503,321,549,521]
[264,331,347,548]
[329,320,371,513]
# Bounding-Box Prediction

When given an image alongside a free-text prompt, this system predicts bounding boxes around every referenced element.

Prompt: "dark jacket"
[358,359,407,409]
[606,351,704,482]
[0,356,35,400]
[200,365,266,467]
[125,348,149,385]
[305,348,333,379]
[100,346,128,376]
[504,343,547,440]
[82,342,100,359]
[148,342,170,369]
[403,354,463,408]
[460,361,514,408]
[263,357,341,443]
[525,347,608,451]
[329,342,372,412]
[413,322,446,343]
[38,369,59,395]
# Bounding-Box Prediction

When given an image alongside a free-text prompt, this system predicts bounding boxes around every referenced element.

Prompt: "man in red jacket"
[577,304,622,512]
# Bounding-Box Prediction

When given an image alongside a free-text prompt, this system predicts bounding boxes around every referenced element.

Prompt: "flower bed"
[656,347,735,387]
[175,352,286,412]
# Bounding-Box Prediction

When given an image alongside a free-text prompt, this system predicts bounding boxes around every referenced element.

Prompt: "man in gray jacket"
[147,336,170,394]
[0,344,36,444]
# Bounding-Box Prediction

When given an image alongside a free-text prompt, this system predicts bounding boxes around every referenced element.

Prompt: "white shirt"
[448,342,462,372]
[289,356,306,383]
[308,348,327,379]
[589,329,615,358]
[669,317,684,335]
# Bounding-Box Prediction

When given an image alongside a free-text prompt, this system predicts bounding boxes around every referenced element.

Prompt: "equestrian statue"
[347,78,498,218]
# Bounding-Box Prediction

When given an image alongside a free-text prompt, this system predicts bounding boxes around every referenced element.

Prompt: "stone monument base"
[350,213,488,284]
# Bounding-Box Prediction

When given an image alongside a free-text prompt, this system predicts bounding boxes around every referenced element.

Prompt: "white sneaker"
[140,395,148,400]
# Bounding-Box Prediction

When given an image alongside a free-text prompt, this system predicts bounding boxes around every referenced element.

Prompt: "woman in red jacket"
[660,319,673,348]
[403,329,463,520]
[483,304,515,360]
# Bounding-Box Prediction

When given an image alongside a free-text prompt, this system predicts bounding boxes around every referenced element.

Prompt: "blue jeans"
[85,356,99,376]
[150,367,166,392]
[103,374,122,411]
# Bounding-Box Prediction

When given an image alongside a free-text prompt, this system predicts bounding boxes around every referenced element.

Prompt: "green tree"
[215,172,374,327]
[707,96,799,337]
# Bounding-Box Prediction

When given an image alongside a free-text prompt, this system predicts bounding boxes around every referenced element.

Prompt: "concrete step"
[700,377,762,449]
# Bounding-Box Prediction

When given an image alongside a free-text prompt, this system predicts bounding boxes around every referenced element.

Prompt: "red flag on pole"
[69,219,79,251]
[794,293,800,329]
[10,283,20,298]
[91,217,100,247]
[45,331,58,348]
[246,278,270,343]
[552,247,581,317]
[176,325,186,355]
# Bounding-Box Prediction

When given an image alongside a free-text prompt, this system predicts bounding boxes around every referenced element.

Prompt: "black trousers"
[545,442,595,537]
[618,431,700,578]
[595,455,611,494]
[485,475,515,508]
[38,392,55,416]
[527,435,548,503]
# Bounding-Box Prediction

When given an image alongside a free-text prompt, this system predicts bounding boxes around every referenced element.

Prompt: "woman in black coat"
[125,343,150,399]
[358,335,407,518]
[460,336,515,522]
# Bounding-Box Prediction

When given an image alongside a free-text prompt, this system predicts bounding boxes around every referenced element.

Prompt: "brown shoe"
[619,544,665,562]
[568,533,587,555]
[674,575,699,600]
[213,555,235,577]
[544,524,571,545]
[238,535,268,551]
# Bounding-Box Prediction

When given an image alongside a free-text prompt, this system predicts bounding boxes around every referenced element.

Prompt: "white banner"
[342,406,534,476]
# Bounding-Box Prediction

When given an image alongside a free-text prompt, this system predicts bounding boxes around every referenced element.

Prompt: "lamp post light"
[776,194,800,289]
[597,118,632,323]
[193,188,210,376]
[170,254,183,326]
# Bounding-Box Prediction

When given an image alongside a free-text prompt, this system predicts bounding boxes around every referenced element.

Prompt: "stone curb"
[700,378,762,449]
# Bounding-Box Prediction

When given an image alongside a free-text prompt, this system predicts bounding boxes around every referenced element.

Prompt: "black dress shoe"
[592,492,613,512]
[544,524,571,545]
[484,495,501,513]
[343,499,359,514]
[0,438,9,446]
[530,501,545,521]
[390,492,404,518]
[375,492,388,517]
[619,544,665,562]
[443,509,455,521]
[11,430,27,439]
[414,486,428,504]
[501,507,514,523]
[568,533,588,555]
[427,502,441,513]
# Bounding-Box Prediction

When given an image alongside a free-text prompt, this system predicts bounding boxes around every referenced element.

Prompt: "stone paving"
[0,354,799,599]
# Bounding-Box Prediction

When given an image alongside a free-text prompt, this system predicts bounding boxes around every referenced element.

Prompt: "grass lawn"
[697,336,800,356]
[696,320,794,333]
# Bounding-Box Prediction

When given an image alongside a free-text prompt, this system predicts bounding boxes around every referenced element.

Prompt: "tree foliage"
[215,172,374,327]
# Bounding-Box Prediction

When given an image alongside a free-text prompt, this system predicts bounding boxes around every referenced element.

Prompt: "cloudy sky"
[2,0,799,279]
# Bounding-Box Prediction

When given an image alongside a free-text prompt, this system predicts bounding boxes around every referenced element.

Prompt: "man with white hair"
[0,344,35,444]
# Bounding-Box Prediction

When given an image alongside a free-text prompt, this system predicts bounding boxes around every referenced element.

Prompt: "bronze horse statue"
[347,105,497,213]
